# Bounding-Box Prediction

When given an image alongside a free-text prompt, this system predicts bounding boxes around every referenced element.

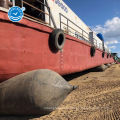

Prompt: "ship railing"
[60,13,92,44]
[60,13,103,50]
[99,43,103,50]
[105,48,109,53]
[93,40,103,50]
[22,0,51,26]
[93,39,97,47]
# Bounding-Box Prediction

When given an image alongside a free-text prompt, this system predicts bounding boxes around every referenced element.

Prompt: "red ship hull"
[0,10,114,82]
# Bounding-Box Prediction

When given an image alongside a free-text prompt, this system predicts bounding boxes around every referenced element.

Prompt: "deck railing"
[60,13,103,50]
[7,0,104,51]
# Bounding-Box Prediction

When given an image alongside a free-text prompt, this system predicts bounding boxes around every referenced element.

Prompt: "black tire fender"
[90,46,96,57]
[102,51,105,58]
[50,29,65,50]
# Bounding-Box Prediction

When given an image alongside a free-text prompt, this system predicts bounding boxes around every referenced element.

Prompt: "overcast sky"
[64,0,120,57]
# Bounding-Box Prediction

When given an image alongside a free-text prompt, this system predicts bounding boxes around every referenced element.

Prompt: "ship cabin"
[0,0,111,54]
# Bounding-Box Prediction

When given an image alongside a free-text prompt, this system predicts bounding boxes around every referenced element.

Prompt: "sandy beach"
[0,64,120,120]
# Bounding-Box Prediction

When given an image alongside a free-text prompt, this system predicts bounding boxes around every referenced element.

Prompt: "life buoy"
[90,46,96,57]
[50,29,65,50]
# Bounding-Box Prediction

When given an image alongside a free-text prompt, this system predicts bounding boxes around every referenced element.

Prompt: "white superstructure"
[46,0,89,36]
[7,0,111,53]
[45,0,111,53]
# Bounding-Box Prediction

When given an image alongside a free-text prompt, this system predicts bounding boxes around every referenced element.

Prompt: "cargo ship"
[0,0,114,83]
[0,0,115,116]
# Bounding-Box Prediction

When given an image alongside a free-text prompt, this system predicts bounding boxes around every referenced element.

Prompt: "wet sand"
[0,64,120,120]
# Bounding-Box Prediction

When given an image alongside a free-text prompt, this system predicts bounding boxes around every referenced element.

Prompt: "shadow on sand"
[63,69,93,82]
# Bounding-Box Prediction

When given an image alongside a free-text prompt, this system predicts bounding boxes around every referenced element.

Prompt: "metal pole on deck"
[45,0,57,28]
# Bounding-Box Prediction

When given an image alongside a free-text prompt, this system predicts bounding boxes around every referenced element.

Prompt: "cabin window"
[23,0,45,22]
[15,0,23,8]
[9,0,23,7]
[8,0,46,23]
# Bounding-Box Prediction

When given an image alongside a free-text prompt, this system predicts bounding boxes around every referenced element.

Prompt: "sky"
[64,0,120,57]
